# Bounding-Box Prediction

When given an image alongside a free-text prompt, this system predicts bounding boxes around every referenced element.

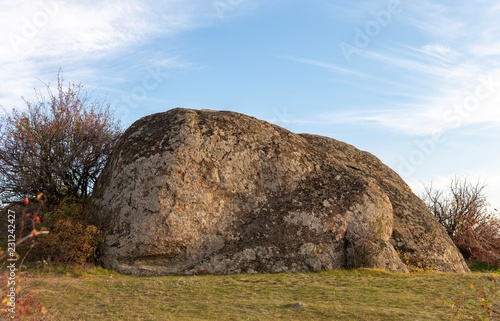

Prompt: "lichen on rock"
[93,108,470,275]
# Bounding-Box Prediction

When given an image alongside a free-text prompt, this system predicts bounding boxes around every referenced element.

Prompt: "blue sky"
[1,0,499,210]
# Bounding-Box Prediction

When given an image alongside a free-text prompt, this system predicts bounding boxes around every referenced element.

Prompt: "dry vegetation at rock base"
[10,267,499,321]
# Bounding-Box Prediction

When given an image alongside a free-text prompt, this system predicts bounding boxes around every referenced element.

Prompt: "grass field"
[16,267,499,320]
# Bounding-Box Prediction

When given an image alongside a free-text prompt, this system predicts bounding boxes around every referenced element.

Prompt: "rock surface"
[93,108,470,275]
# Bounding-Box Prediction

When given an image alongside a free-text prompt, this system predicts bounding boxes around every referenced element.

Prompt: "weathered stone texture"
[93,108,469,275]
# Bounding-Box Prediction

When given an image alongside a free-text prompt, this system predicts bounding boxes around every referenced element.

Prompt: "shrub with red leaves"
[422,177,500,266]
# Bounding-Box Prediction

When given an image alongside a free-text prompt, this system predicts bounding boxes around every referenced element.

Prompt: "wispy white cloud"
[399,1,467,40]
[418,44,460,62]
[1,1,195,61]
[285,56,369,78]
[284,54,431,97]
[0,0,243,109]
[281,0,500,210]
[467,42,500,58]
[312,1,500,137]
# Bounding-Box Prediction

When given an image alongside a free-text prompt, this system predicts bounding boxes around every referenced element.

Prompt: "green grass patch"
[19,268,499,320]
[467,260,500,272]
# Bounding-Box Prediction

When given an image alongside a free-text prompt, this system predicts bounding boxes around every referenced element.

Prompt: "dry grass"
[17,268,500,320]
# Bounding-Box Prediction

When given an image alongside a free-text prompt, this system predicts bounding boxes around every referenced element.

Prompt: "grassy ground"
[13,267,499,321]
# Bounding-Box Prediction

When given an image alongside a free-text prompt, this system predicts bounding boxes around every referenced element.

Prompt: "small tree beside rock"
[422,177,500,267]
[0,71,122,265]
[0,70,122,204]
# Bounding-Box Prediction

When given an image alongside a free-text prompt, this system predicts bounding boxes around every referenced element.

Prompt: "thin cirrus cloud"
[284,56,370,78]
[1,1,208,58]
[304,1,500,137]
[0,0,216,109]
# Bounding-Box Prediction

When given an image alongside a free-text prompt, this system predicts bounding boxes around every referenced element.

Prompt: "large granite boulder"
[93,108,469,275]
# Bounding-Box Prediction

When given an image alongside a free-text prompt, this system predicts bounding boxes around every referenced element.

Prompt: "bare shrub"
[422,177,500,266]
[0,70,122,204]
